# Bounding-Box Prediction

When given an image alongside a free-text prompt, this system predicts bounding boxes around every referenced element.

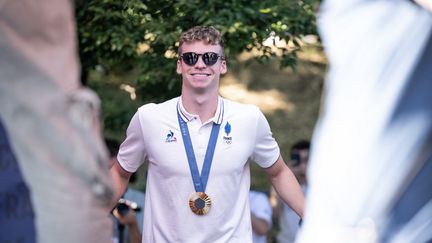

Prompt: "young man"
[110,26,304,242]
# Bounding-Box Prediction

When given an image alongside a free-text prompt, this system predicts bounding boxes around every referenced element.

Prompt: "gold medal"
[189,192,211,215]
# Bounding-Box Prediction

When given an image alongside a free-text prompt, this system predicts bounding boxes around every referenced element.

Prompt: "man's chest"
[141,115,256,175]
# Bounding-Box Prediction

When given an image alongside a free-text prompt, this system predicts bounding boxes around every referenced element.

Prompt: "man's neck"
[181,92,219,123]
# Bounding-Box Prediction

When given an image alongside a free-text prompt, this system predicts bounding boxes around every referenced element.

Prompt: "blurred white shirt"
[297,1,432,243]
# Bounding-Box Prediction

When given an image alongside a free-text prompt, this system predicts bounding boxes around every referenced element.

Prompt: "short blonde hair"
[178,26,224,54]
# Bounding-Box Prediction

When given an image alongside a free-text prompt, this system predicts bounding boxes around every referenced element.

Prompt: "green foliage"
[75,0,319,140]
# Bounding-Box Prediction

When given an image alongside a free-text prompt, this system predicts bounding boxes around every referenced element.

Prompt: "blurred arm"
[110,159,132,209]
[126,218,142,243]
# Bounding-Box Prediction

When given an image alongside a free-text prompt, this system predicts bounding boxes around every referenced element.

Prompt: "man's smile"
[191,73,211,77]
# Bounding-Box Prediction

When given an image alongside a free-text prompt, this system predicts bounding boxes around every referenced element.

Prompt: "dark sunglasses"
[180,52,224,66]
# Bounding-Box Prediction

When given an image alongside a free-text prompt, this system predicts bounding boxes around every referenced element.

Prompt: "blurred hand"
[112,207,138,226]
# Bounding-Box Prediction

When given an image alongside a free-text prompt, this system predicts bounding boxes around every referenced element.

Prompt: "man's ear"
[176,60,182,74]
[220,60,227,74]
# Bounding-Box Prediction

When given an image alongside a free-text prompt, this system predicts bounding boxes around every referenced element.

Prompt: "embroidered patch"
[165,130,177,143]
[223,122,232,144]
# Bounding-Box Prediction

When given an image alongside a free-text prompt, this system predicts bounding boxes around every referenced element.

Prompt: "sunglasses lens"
[204,52,220,66]
[182,53,198,66]
[181,52,221,66]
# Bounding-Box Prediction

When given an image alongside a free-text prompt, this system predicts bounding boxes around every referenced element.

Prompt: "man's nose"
[194,56,207,68]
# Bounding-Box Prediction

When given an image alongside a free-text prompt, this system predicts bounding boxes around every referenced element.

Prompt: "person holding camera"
[106,138,145,243]
[112,200,142,243]
[111,174,145,243]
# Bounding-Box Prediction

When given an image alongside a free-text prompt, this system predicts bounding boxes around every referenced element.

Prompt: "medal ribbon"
[177,108,221,193]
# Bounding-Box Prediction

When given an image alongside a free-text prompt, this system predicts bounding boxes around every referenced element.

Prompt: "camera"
[115,198,141,216]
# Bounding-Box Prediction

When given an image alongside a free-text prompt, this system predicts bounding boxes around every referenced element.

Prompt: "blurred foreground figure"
[297,1,432,243]
[0,0,113,242]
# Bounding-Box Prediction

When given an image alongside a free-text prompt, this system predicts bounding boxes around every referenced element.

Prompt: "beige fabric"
[0,0,114,242]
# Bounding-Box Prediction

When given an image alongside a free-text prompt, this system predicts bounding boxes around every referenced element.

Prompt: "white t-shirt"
[117,96,280,243]
[249,190,272,243]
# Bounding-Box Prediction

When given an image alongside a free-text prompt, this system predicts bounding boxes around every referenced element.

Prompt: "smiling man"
[110,26,305,243]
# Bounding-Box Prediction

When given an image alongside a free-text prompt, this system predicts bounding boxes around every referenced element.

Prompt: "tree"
[75,0,319,139]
